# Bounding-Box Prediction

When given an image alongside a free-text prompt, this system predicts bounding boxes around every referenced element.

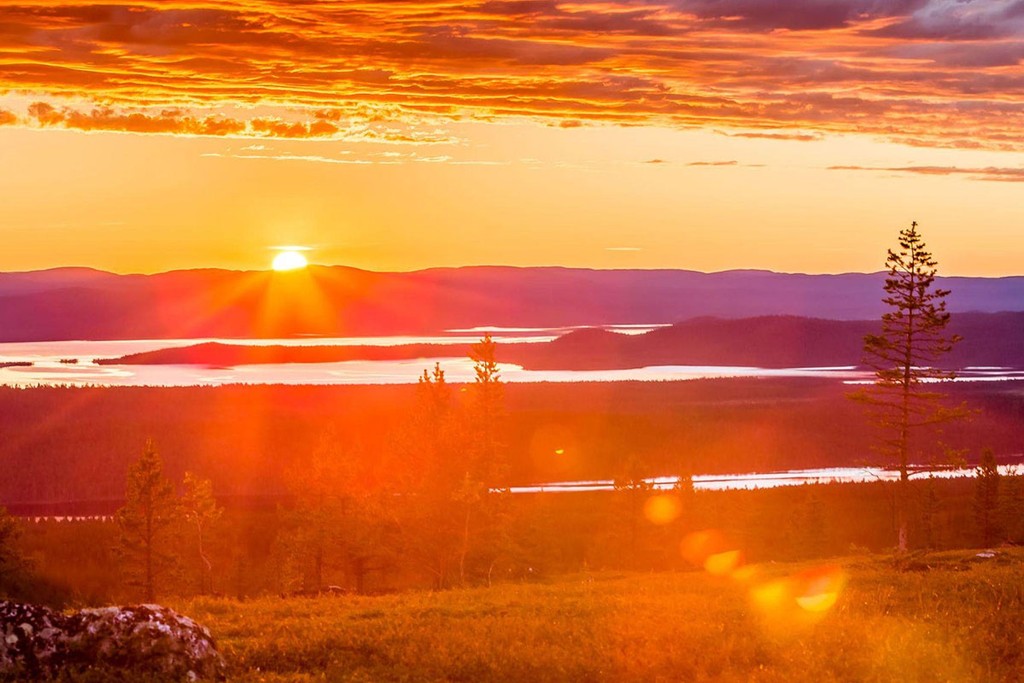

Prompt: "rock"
[0,601,225,680]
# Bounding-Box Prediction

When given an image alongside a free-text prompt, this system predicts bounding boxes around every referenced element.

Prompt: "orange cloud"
[829,164,1024,182]
[2,1,1024,149]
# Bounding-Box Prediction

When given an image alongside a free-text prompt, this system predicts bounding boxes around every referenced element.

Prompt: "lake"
[0,327,1021,387]
[510,464,1024,493]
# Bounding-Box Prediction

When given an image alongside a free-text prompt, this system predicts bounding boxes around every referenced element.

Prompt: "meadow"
[168,550,1024,682]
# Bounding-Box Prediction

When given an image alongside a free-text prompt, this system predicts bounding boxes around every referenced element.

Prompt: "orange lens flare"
[752,580,790,610]
[704,549,743,576]
[680,529,729,567]
[750,564,846,619]
[793,565,846,614]
[643,494,681,525]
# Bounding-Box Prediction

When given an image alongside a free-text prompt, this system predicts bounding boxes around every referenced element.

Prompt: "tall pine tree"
[854,222,964,553]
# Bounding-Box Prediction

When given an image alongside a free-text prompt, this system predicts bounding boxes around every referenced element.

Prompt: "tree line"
[1,222,1020,604]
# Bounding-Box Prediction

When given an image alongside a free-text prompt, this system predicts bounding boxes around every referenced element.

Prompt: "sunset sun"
[271,250,308,271]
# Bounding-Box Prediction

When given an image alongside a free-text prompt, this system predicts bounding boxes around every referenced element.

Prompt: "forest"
[0,352,1022,606]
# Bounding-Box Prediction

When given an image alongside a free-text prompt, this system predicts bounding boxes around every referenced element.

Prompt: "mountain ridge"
[1,266,1022,342]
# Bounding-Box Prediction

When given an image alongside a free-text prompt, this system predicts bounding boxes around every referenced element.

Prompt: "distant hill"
[1,265,1023,341]
[100,312,1024,371]
[513,312,1024,370]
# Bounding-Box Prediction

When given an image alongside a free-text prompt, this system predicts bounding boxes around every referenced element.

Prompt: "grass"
[169,549,1024,682]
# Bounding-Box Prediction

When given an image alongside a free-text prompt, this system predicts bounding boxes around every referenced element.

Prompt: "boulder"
[0,601,225,680]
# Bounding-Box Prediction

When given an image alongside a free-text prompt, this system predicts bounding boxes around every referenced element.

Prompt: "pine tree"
[456,334,509,584]
[0,507,25,591]
[468,333,505,481]
[614,455,652,566]
[115,440,178,602]
[180,472,223,595]
[283,434,346,593]
[974,449,1001,547]
[919,475,941,550]
[1000,472,1024,544]
[853,221,964,553]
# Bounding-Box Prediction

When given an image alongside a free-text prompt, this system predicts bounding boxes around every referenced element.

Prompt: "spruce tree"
[0,507,25,591]
[919,475,941,550]
[180,471,223,594]
[115,440,178,602]
[974,449,1001,547]
[1000,472,1024,544]
[854,221,963,553]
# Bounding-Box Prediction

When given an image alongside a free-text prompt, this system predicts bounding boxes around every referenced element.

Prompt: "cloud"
[829,164,1024,182]
[686,160,739,167]
[718,131,825,142]
[0,110,18,126]
[870,0,1024,40]
[27,102,247,136]
[674,0,925,31]
[18,101,459,143]
[2,0,1024,149]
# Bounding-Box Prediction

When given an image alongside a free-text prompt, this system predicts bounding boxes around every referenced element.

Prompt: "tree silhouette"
[115,440,177,602]
[974,449,1001,547]
[0,507,25,591]
[180,471,223,595]
[919,475,941,550]
[456,334,509,584]
[468,333,504,480]
[1000,472,1024,544]
[854,221,964,553]
[282,434,347,593]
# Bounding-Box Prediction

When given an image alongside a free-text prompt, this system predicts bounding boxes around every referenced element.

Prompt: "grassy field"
[173,549,1024,682]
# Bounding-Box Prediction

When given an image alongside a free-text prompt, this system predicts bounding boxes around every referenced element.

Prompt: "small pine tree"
[468,333,505,482]
[919,475,941,550]
[1000,472,1024,544]
[455,334,510,585]
[180,472,223,595]
[283,435,347,593]
[115,440,178,602]
[974,449,1001,547]
[418,362,451,426]
[614,455,652,566]
[0,507,25,592]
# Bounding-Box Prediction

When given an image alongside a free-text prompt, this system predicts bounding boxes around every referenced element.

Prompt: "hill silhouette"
[101,312,1024,370]
[2,266,1024,341]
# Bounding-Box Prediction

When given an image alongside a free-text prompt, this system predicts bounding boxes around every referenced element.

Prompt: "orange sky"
[1,0,1023,275]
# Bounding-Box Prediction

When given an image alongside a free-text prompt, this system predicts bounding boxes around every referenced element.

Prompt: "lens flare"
[704,549,744,576]
[793,565,846,613]
[643,494,681,525]
[680,529,728,567]
[752,580,790,610]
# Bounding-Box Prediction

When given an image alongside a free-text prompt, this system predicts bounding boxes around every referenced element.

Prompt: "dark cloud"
[870,0,1024,40]
[674,0,926,31]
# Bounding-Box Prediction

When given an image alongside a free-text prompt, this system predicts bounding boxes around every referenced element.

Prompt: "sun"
[272,250,309,271]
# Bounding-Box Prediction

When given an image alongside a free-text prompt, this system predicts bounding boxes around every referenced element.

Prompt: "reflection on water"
[510,464,1023,494]
[0,357,874,388]
[0,330,1021,388]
